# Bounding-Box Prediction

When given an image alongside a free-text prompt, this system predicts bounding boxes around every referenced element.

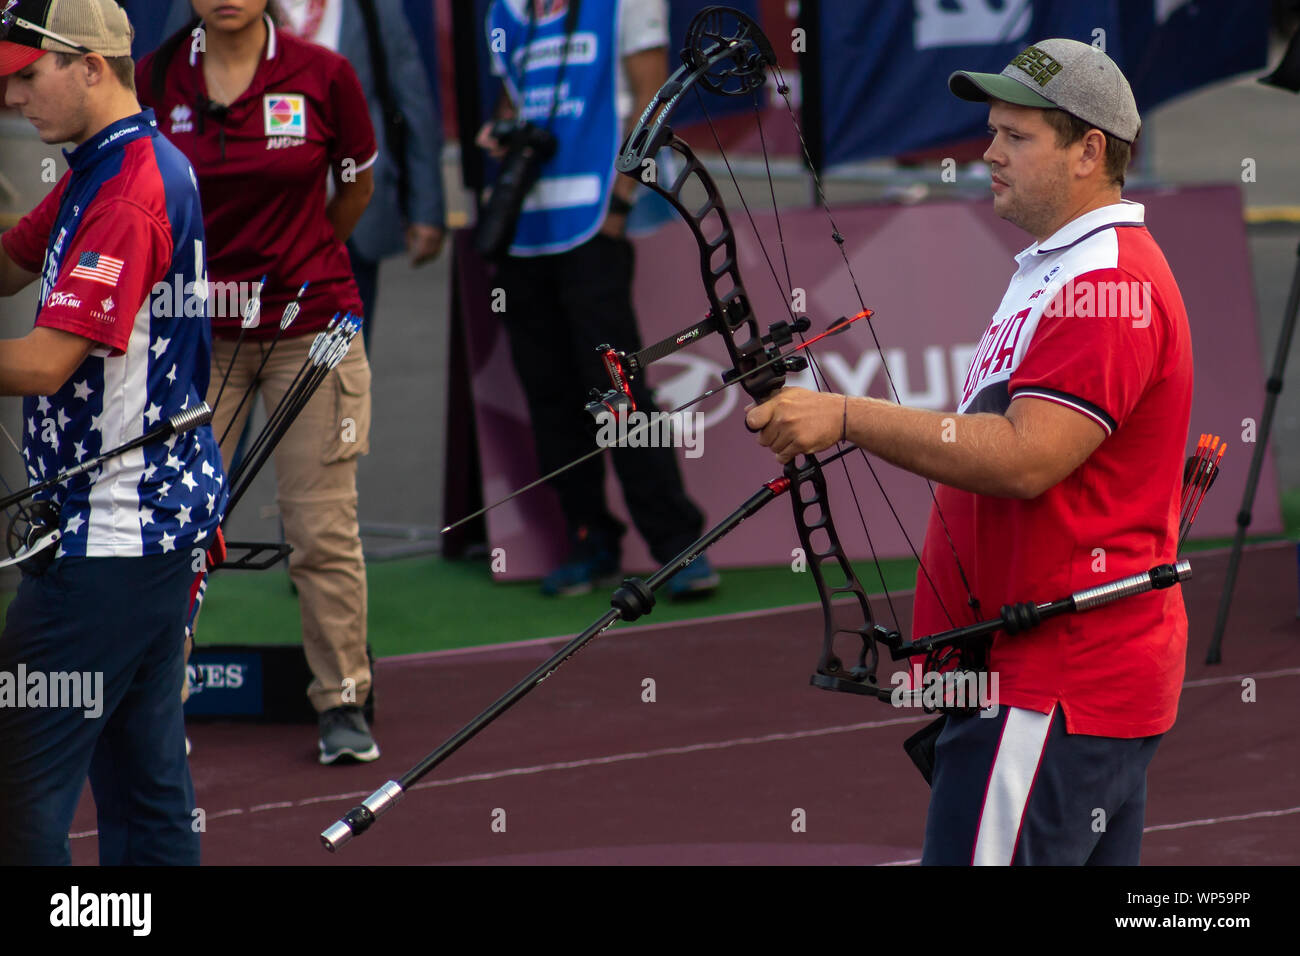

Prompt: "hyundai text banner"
[457,184,1279,579]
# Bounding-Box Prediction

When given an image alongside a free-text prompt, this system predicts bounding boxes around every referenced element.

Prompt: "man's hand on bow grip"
[745,388,846,465]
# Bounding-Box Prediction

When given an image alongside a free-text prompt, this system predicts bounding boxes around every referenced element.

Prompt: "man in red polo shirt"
[747,40,1192,865]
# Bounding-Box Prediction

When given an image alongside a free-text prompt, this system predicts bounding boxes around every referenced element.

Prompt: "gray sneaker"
[318,705,380,764]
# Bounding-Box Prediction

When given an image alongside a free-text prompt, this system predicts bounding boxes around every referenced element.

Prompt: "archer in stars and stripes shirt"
[0,109,227,558]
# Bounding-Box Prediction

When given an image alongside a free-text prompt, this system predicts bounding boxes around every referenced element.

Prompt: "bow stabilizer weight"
[323,447,856,852]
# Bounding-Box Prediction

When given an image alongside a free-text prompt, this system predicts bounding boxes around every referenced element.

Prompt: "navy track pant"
[922,704,1162,865]
[0,551,199,865]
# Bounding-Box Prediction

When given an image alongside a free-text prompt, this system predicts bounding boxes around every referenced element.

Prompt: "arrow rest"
[764,315,811,347]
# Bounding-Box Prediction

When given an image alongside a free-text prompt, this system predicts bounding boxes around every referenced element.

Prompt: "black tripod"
[1206,35,1300,663]
[1206,240,1300,663]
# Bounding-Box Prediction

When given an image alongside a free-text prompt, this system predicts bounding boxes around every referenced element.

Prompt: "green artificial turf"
[151,482,1300,660]
[2,484,1297,656]
[192,553,922,658]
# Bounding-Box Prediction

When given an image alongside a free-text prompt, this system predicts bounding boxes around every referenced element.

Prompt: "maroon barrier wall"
[453,185,1280,580]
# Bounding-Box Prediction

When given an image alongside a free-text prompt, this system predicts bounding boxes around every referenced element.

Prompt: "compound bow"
[601,5,985,700]
[319,5,1199,849]
[601,6,1201,714]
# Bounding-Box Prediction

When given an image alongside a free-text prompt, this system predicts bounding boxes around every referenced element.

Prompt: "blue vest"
[489,0,620,255]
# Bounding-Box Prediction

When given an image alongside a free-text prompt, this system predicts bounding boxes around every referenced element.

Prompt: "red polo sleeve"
[1009,267,1162,436]
[35,198,172,355]
[1,177,66,274]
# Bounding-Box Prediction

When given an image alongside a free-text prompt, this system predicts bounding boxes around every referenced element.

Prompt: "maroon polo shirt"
[137,17,376,339]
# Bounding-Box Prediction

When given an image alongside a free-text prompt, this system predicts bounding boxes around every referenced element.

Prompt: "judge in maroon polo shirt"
[138,1,381,764]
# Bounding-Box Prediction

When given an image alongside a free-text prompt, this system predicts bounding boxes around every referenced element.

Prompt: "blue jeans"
[0,551,199,865]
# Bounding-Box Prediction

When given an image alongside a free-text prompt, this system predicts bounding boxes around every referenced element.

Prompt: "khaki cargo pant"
[187,332,372,712]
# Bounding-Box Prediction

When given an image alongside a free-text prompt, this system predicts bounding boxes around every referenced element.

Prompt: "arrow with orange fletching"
[1180,433,1226,547]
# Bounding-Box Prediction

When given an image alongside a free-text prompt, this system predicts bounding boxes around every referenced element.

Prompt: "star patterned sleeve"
[34,198,172,356]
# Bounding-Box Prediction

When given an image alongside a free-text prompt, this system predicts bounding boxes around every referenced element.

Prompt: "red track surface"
[70,542,1300,865]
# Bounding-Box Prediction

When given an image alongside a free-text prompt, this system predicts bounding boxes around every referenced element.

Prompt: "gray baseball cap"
[949,38,1141,143]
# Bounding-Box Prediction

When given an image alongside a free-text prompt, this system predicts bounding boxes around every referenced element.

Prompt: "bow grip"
[737,353,809,433]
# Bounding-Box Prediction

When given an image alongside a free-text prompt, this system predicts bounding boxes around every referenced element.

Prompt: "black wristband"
[609,195,634,215]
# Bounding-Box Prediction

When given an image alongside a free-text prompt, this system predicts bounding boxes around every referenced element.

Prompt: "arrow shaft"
[440,310,875,535]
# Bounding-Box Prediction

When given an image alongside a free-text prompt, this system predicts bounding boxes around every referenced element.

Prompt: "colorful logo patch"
[262,94,306,138]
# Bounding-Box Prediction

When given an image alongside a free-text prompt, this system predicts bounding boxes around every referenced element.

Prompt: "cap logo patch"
[1009,46,1063,87]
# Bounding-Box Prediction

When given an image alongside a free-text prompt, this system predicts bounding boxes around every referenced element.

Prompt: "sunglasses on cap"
[0,0,94,56]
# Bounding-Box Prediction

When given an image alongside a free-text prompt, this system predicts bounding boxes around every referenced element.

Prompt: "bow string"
[612,5,981,697]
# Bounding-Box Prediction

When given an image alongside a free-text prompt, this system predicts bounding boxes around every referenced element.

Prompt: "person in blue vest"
[0,0,225,864]
[478,0,717,598]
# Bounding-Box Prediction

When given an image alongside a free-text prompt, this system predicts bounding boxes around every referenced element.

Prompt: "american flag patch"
[69,252,124,287]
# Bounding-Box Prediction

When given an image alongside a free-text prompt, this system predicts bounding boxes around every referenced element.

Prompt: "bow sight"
[584,315,812,423]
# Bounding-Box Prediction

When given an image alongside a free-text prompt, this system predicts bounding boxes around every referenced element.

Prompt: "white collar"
[189,13,278,67]
[1015,199,1146,263]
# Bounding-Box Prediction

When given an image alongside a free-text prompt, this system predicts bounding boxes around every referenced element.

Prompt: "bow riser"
[791,457,900,697]
[619,135,779,403]
[611,10,892,698]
